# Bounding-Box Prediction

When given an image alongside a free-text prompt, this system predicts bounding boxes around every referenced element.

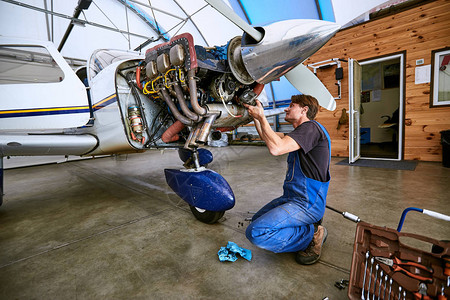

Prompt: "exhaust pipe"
[188,69,207,116]
[160,89,194,126]
[173,83,202,122]
[196,114,218,144]
[185,124,202,149]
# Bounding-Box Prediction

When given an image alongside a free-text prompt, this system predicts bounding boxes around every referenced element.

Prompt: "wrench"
[373,264,379,300]
[382,275,388,300]
[362,251,370,300]
[367,258,375,299]
[377,270,383,300]
[388,278,392,300]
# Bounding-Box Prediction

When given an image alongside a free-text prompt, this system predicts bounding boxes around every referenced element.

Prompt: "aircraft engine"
[134,33,262,150]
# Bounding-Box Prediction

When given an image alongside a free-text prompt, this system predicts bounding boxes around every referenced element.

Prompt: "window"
[431,47,450,107]
[0,45,65,84]
[88,49,141,81]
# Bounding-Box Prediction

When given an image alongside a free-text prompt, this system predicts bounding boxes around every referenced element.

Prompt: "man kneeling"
[243,94,331,265]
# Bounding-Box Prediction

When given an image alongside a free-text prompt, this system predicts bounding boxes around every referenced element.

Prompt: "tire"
[189,205,225,224]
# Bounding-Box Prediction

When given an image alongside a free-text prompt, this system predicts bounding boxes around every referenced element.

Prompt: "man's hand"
[243,100,265,122]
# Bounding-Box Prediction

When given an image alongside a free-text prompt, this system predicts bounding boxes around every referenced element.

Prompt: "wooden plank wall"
[305,0,450,161]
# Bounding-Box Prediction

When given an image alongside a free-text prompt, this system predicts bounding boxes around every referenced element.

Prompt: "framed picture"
[361,90,371,103]
[430,47,450,107]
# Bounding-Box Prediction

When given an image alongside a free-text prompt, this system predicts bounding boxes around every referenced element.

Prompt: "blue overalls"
[246,121,331,253]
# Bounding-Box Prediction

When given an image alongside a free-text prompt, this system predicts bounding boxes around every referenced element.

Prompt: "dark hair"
[291,94,319,120]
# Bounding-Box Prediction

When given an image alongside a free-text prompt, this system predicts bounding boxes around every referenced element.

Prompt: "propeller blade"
[205,0,263,42]
[285,64,336,111]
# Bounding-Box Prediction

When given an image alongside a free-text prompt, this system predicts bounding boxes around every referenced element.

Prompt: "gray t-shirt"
[287,121,330,182]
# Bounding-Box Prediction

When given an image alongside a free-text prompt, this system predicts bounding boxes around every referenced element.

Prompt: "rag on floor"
[218,241,252,262]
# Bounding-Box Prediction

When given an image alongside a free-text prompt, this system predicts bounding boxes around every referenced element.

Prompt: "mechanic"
[243,94,331,265]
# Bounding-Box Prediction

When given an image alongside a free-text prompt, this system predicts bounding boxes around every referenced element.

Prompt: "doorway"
[349,53,404,161]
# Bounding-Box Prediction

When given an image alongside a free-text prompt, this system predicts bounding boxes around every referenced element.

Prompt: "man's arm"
[244,101,300,156]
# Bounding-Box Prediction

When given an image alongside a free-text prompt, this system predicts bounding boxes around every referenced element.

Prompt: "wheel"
[189,205,225,224]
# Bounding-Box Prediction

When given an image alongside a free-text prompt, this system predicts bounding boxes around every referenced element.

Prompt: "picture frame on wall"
[430,47,450,107]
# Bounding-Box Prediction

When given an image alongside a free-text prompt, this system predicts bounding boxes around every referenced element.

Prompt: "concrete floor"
[0,146,449,299]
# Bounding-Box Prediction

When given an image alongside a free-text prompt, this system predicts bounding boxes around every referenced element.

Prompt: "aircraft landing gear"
[189,205,225,224]
[164,148,234,224]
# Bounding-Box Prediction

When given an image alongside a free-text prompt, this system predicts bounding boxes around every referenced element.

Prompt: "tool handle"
[423,209,450,222]
[343,211,360,223]
[393,265,433,282]
[397,207,450,232]
[395,258,433,273]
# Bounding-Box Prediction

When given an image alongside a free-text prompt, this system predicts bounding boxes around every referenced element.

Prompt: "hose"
[136,64,143,90]
[162,120,185,143]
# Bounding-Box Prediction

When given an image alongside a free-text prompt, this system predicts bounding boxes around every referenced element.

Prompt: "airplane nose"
[240,19,341,84]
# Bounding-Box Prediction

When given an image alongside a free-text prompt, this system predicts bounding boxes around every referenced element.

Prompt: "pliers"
[375,256,433,282]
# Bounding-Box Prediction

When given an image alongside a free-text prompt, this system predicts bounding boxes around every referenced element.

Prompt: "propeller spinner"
[205,0,340,111]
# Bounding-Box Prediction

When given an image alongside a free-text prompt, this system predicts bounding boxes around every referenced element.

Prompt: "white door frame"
[348,58,361,163]
[359,53,405,161]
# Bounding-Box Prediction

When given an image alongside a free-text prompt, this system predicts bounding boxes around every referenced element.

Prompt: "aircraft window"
[88,49,141,81]
[0,45,65,84]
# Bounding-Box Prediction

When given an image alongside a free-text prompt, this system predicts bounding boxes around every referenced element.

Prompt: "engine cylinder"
[169,44,185,66]
[146,60,158,79]
[157,53,170,73]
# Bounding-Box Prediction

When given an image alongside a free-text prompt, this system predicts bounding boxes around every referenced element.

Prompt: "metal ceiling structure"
[0,0,388,101]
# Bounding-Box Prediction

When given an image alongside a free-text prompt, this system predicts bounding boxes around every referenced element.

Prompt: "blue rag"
[218,241,252,262]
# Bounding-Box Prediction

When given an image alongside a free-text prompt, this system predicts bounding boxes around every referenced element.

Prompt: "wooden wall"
[306,0,450,161]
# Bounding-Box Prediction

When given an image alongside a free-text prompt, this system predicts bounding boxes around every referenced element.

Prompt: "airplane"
[0,0,340,224]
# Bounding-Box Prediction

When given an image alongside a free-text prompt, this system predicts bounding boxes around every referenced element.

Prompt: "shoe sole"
[295,226,328,265]
[322,226,328,245]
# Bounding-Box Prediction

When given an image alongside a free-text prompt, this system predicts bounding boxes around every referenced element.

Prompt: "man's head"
[290,94,319,120]
[284,94,320,127]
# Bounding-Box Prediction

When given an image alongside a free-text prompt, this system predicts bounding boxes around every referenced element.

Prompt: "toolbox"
[347,209,450,299]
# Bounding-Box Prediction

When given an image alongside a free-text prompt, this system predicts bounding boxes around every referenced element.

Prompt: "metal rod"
[50,0,54,42]
[58,6,82,51]
[43,0,51,42]
[326,205,361,223]
[2,0,151,41]
[173,0,209,46]
[125,5,131,49]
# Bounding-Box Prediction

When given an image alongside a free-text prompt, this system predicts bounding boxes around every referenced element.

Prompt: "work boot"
[295,225,328,265]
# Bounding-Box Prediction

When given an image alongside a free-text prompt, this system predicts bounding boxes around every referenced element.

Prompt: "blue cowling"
[164,168,235,211]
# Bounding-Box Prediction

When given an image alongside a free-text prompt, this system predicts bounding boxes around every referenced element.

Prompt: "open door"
[349,58,362,163]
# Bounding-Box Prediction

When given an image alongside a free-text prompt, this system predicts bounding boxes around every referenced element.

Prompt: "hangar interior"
[0,0,449,299]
